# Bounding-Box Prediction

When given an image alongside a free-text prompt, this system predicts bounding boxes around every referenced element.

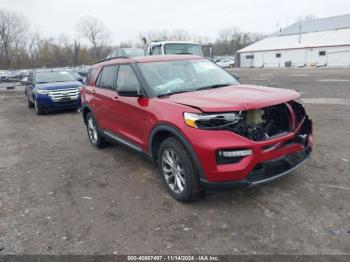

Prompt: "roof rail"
[95,56,130,64]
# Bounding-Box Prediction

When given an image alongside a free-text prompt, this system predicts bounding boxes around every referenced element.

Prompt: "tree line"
[0,9,265,70]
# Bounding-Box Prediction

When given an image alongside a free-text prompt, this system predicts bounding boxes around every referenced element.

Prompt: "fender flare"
[148,123,206,180]
[81,102,94,124]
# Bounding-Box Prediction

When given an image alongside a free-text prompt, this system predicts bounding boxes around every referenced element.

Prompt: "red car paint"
[81,55,313,186]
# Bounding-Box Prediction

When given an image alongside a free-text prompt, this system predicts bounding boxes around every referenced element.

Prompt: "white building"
[237,14,350,68]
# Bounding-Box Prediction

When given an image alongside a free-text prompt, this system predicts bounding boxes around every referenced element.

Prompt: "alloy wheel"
[161,148,186,193]
[87,117,98,144]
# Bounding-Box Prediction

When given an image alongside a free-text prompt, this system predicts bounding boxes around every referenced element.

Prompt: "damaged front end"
[185,101,312,145]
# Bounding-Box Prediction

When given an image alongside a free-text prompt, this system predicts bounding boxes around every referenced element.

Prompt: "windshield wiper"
[195,84,232,91]
[157,90,189,98]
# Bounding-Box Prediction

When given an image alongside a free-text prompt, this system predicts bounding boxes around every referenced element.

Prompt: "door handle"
[92,89,96,94]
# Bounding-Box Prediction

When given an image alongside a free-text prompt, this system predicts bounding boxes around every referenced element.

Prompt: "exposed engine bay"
[230,103,291,141]
[194,101,308,142]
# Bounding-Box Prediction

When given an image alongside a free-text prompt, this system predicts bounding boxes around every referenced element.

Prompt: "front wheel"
[158,137,201,202]
[27,96,34,108]
[34,99,44,115]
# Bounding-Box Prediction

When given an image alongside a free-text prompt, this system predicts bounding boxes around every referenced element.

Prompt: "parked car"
[216,58,235,68]
[67,70,85,83]
[0,71,10,82]
[147,41,204,56]
[81,55,313,202]
[25,69,83,114]
[106,48,144,59]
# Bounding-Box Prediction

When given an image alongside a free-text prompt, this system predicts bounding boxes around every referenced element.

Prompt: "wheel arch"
[81,102,93,124]
[148,123,205,180]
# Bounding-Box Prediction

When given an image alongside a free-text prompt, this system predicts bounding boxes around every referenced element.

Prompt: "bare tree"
[72,40,81,66]
[0,9,28,67]
[76,15,110,59]
[192,35,210,46]
[139,30,170,43]
[171,29,190,41]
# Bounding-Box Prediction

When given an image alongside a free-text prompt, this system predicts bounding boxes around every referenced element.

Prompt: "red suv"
[81,55,313,202]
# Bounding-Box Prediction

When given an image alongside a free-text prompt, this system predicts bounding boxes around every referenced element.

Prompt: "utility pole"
[299,25,302,43]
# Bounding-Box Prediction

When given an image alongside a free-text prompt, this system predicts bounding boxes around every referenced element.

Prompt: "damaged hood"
[163,85,300,112]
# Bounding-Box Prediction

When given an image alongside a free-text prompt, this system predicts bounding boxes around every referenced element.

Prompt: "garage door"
[328,50,350,67]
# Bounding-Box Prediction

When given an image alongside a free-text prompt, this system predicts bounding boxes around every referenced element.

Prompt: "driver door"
[109,64,151,149]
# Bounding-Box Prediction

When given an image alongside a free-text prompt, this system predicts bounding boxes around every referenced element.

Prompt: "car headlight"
[36,89,49,95]
[184,112,243,129]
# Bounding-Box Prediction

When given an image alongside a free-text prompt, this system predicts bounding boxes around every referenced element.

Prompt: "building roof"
[273,14,350,36]
[238,14,350,53]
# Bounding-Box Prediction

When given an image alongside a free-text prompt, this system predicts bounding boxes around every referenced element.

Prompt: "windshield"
[138,59,239,96]
[164,44,204,56]
[35,71,76,84]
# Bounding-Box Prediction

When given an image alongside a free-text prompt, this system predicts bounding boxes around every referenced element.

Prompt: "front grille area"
[48,88,80,102]
[247,150,308,182]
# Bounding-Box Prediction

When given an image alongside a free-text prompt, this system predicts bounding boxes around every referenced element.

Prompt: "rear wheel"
[85,112,106,148]
[158,137,201,202]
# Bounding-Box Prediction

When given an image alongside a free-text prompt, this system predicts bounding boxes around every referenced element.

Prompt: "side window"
[86,69,93,85]
[116,65,141,94]
[96,65,117,89]
[152,45,161,55]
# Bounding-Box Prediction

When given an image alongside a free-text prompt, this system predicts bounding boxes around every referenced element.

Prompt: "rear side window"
[116,65,141,93]
[96,65,117,89]
[86,69,93,85]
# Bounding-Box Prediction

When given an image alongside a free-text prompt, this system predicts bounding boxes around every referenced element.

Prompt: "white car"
[216,58,235,68]
[147,41,204,57]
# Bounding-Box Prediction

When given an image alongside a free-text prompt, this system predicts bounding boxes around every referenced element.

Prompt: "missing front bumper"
[200,148,310,189]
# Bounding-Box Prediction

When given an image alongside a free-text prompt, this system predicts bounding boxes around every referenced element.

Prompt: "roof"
[237,28,350,53]
[149,41,200,46]
[238,14,350,53]
[94,55,203,67]
[273,14,350,36]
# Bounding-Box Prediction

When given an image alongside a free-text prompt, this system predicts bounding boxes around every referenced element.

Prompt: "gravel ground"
[0,68,349,255]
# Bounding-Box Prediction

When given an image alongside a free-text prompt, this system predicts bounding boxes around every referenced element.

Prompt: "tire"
[85,112,106,148]
[27,95,34,108]
[34,99,44,115]
[158,137,201,202]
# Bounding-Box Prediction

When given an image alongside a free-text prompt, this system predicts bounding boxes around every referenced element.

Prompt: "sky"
[1,0,350,45]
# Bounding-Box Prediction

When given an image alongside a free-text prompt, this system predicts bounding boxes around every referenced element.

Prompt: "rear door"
[91,65,119,131]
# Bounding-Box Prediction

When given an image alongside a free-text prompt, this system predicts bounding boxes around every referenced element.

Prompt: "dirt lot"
[0,68,349,255]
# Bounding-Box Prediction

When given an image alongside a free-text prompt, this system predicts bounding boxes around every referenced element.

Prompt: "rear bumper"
[201,148,310,189]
